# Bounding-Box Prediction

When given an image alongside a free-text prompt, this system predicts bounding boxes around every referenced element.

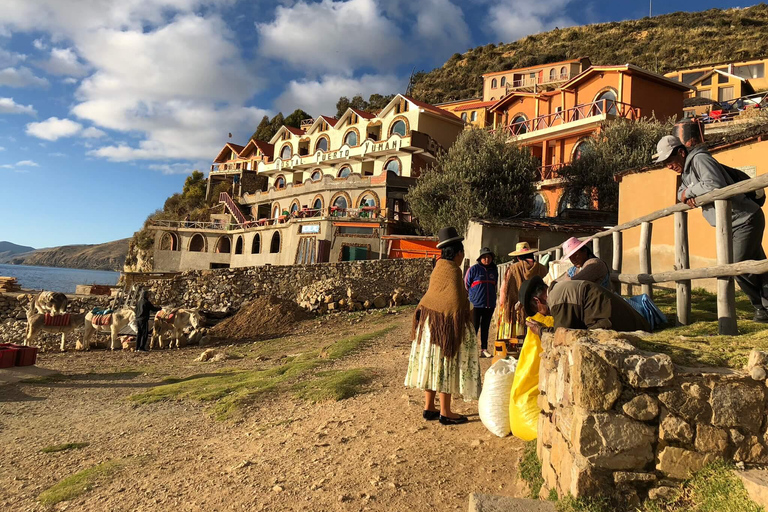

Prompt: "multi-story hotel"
[664,57,768,102]
[149,94,463,271]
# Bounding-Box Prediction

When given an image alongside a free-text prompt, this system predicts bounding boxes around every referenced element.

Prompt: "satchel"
[721,164,766,206]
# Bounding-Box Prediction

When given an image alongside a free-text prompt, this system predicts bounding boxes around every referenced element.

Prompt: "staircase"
[219,192,247,224]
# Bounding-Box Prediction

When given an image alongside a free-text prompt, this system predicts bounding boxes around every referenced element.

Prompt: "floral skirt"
[403,318,481,400]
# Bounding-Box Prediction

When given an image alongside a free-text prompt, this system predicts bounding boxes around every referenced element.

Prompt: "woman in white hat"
[556,237,610,288]
[498,242,548,339]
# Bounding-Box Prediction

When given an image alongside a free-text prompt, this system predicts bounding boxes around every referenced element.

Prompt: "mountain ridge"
[0,239,129,272]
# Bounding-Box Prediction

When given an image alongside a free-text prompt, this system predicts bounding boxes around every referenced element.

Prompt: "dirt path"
[0,309,527,511]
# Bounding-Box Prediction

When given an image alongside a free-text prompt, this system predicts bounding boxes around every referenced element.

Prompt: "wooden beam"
[715,200,738,335]
[614,259,768,284]
[612,231,623,294]
[639,221,653,299]
[592,237,601,260]
[674,211,691,326]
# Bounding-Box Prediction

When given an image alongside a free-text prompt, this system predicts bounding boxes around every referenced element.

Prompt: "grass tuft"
[519,440,544,499]
[41,442,89,453]
[321,326,395,360]
[38,460,125,505]
[555,496,610,512]
[292,369,372,402]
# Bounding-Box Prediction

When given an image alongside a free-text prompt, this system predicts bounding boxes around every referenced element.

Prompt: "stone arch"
[383,156,402,176]
[315,135,330,153]
[251,233,261,254]
[270,231,281,253]
[311,194,324,211]
[215,236,231,254]
[188,233,206,252]
[160,232,179,251]
[234,235,244,255]
[330,191,352,210]
[357,190,380,208]
[279,142,292,160]
[343,128,360,147]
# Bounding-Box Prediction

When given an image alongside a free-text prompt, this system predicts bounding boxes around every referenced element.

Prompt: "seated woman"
[556,237,610,289]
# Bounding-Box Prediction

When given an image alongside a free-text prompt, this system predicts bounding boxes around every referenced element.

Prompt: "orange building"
[482,57,591,101]
[488,64,691,217]
[436,98,494,129]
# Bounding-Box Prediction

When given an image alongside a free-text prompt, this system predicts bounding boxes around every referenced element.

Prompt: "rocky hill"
[0,241,35,261]
[410,4,768,103]
[0,239,129,271]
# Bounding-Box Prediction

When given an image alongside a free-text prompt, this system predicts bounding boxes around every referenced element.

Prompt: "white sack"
[478,358,518,437]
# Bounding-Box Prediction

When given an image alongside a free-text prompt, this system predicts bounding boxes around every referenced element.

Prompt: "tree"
[335,93,396,118]
[251,115,271,141]
[406,129,538,236]
[557,117,674,212]
[284,109,312,128]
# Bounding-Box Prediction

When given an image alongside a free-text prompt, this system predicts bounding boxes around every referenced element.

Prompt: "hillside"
[0,241,35,261]
[0,239,129,272]
[410,4,768,103]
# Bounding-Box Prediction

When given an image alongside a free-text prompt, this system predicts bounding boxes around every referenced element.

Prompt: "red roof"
[453,100,496,112]
[350,108,376,119]
[285,126,305,135]
[213,142,246,163]
[319,115,338,127]
[240,139,274,159]
[402,95,461,122]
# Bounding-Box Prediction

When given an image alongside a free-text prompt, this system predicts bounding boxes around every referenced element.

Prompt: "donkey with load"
[151,308,203,349]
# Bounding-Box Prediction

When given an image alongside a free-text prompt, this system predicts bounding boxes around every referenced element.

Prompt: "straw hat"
[508,242,536,257]
[560,236,592,262]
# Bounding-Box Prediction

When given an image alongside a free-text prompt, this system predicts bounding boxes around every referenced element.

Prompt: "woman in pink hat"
[556,237,610,288]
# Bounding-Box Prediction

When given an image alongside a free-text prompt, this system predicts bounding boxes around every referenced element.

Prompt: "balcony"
[506,73,570,93]
[538,163,566,181]
[210,161,252,174]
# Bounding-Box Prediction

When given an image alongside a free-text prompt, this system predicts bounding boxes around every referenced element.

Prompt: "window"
[531,194,548,218]
[701,76,712,86]
[491,78,497,88]
[315,137,328,152]
[384,158,401,175]
[235,236,243,255]
[160,232,179,251]
[337,166,352,178]
[511,115,527,134]
[272,204,280,218]
[500,77,506,87]
[280,144,291,159]
[734,63,765,79]
[215,236,231,254]
[471,111,477,122]
[312,197,323,210]
[697,89,712,100]
[461,112,467,121]
[270,232,281,253]
[390,120,406,136]
[560,66,567,78]
[549,68,557,81]
[189,233,206,252]
[344,131,358,146]
[359,193,377,207]
[274,175,286,189]
[333,195,348,209]
[718,86,734,102]
[573,140,589,160]
[490,97,495,101]
[251,234,261,254]
[595,90,617,115]
[290,202,300,214]
[311,170,322,181]
[718,72,729,84]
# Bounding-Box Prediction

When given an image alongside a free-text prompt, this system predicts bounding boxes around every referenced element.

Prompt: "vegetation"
[251,108,312,142]
[334,93,396,118]
[555,496,610,512]
[38,460,127,505]
[291,369,372,402]
[408,4,768,104]
[558,117,674,212]
[41,442,89,453]
[519,440,544,499]
[406,128,537,235]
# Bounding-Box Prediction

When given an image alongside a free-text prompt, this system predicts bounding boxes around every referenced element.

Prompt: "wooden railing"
[515,173,768,335]
[539,163,565,181]
[500,100,641,137]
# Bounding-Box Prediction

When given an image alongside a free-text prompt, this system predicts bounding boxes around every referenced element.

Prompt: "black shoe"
[755,308,768,323]
[439,414,468,425]
[423,410,440,421]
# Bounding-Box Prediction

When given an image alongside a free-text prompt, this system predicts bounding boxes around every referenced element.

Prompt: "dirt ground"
[0,308,528,511]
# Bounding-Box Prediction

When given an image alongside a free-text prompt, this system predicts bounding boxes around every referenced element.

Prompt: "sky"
[0,0,749,248]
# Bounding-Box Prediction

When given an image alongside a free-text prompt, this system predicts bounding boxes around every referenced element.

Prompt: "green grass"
[642,460,763,512]
[130,326,393,419]
[38,460,126,505]
[555,496,610,512]
[41,442,89,453]
[519,440,544,499]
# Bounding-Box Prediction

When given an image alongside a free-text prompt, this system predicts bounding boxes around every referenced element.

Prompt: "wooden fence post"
[555,248,563,261]
[592,238,601,260]
[639,222,653,299]
[715,200,738,335]
[612,231,623,294]
[674,211,692,326]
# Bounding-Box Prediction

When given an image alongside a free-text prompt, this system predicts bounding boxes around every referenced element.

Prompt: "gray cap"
[653,135,684,164]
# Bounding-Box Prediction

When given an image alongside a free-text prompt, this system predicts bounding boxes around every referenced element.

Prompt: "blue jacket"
[465,263,498,309]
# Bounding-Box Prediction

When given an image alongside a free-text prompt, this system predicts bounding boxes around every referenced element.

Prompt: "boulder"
[657,447,717,480]
[751,367,767,381]
[735,435,768,464]
[694,424,730,455]
[648,486,678,501]
[571,410,655,470]
[622,394,659,422]
[659,413,693,444]
[571,344,622,411]
[658,388,712,424]
[710,381,766,433]
[623,353,674,387]
[748,349,768,371]
[373,295,388,309]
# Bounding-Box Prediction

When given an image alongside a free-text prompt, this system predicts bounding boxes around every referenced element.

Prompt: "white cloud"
[257,0,406,73]
[0,97,36,115]
[81,126,106,138]
[414,0,470,55]
[486,0,575,42]
[33,38,46,50]
[49,152,66,157]
[276,74,404,116]
[148,161,208,175]
[0,146,5,151]
[34,47,88,76]
[0,48,26,67]
[25,117,83,141]
[0,66,48,87]
[16,159,39,166]
[62,77,78,84]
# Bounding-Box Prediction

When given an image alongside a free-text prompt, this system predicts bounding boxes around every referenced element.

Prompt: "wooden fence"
[498,173,768,335]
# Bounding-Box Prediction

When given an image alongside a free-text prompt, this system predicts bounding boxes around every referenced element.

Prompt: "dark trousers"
[473,308,494,350]
[136,318,149,351]
[733,209,768,309]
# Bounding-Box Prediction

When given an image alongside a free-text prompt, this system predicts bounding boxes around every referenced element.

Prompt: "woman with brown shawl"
[498,242,548,338]
[404,227,481,425]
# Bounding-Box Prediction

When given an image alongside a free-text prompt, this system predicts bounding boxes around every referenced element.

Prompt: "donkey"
[151,308,203,349]
[82,308,136,351]
[25,302,86,352]
[33,291,68,315]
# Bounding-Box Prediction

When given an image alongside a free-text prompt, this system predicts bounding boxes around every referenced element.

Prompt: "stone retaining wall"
[537,329,768,507]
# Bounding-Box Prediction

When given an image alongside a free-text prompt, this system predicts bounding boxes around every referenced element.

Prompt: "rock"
[470,439,482,447]
[737,469,768,510]
[372,296,388,309]
[613,471,656,484]
[735,435,768,464]
[748,349,768,370]
[658,388,712,424]
[659,413,693,444]
[656,447,717,480]
[623,353,674,387]
[622,394,659,421]
[648,486,678,501]
[571,344,622,411]
[571,410,655,470]
[272,485,283,493]
[196,348,217,362]
[122,338,137,351]
[751,366,767,381]
[363,300,372,309]
[695,424,729,454]
[710,381,766,433]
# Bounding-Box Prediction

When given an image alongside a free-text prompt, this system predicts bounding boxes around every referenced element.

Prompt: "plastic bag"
[478,358,518,437]
[509,313,554,441]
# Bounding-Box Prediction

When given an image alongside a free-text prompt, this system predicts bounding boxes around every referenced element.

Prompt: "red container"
[13,345,37,366]
[0,347,15,368]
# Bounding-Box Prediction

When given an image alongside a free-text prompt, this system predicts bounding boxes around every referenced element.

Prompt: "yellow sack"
[509,313,554,441]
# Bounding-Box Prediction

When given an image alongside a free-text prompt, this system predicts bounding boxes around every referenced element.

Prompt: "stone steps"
[737,469,768,509]
[468,493,555,512]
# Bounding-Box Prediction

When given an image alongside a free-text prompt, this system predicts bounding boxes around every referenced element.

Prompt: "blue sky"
[0,0,748,248]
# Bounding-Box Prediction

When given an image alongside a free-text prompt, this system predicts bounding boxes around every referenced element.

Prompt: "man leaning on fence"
[654,135,768,323]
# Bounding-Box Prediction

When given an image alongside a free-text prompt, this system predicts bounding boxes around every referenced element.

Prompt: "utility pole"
[650,0,652,17]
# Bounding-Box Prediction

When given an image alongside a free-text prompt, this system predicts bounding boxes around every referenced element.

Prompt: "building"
[149,94,464,271]
[665,57,768,102]
[481,57,592,101]
[436,98,494,129]
[488,64,691,217]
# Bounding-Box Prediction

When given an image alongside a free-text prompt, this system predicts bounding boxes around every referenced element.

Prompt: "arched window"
[573,140,590,161]
[270,232,280,253]
[558,194,591,214]
[549,68,557,81]
[290,201,300,214]
[511,115,528,134]
[333,195,348,210]
[272,204,280,218]
[280,144,291,160]
[560,66,567,78]
[500,77,506,87]
[461,112,467,121]
[531,194,548,218]
[315,137,329,153]
[490,97,495,101]
[595,90,617,115]
[274,175,286,189]
[384,158,401,176]
[344,130,358,147]
[160,232,179,251]
[311,170,322,181]
[235,236,243,255]
[337,166,352,178]
[215,236,231,254]
[491,78,497,88]
[313,196,323,210]
[390,120,406,136]
[358,193,378,208]
[251,233,261,254]
[471,111,477,122]
[189,233,206,252]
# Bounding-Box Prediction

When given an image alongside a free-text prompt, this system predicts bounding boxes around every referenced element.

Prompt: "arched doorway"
[595,90,617,115]
[215,236,231,254]
[189,233,206,252]
[160,232,179,251]
[235,236,243,255]
[270,232,281,253]
[252,234,261,254]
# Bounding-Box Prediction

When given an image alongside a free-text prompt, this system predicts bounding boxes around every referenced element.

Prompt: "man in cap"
[465,247,498,357]
[655,135,768,322]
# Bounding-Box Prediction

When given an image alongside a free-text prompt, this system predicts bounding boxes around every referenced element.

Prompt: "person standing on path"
[404,227,480,426]
[135,290,161,352]
[465,247,498,358]
[498,242,548,339]
[654,135,768,322]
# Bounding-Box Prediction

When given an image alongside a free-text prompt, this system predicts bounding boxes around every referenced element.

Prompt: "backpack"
[721,164,766,206]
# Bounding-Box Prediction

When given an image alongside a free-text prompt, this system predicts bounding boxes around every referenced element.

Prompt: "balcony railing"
[499,99,640,137]
[538,163,566,181]
[507,73,570,91]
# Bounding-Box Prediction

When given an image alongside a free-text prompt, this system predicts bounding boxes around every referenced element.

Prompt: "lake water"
[0,264,120,294]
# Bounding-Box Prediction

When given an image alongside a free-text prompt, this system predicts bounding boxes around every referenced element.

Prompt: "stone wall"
[146,258,434,312]
[537,329,768,507]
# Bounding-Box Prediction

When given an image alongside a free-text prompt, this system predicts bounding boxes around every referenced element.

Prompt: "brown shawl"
[501,260,548,322]
[412,258,472,359]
